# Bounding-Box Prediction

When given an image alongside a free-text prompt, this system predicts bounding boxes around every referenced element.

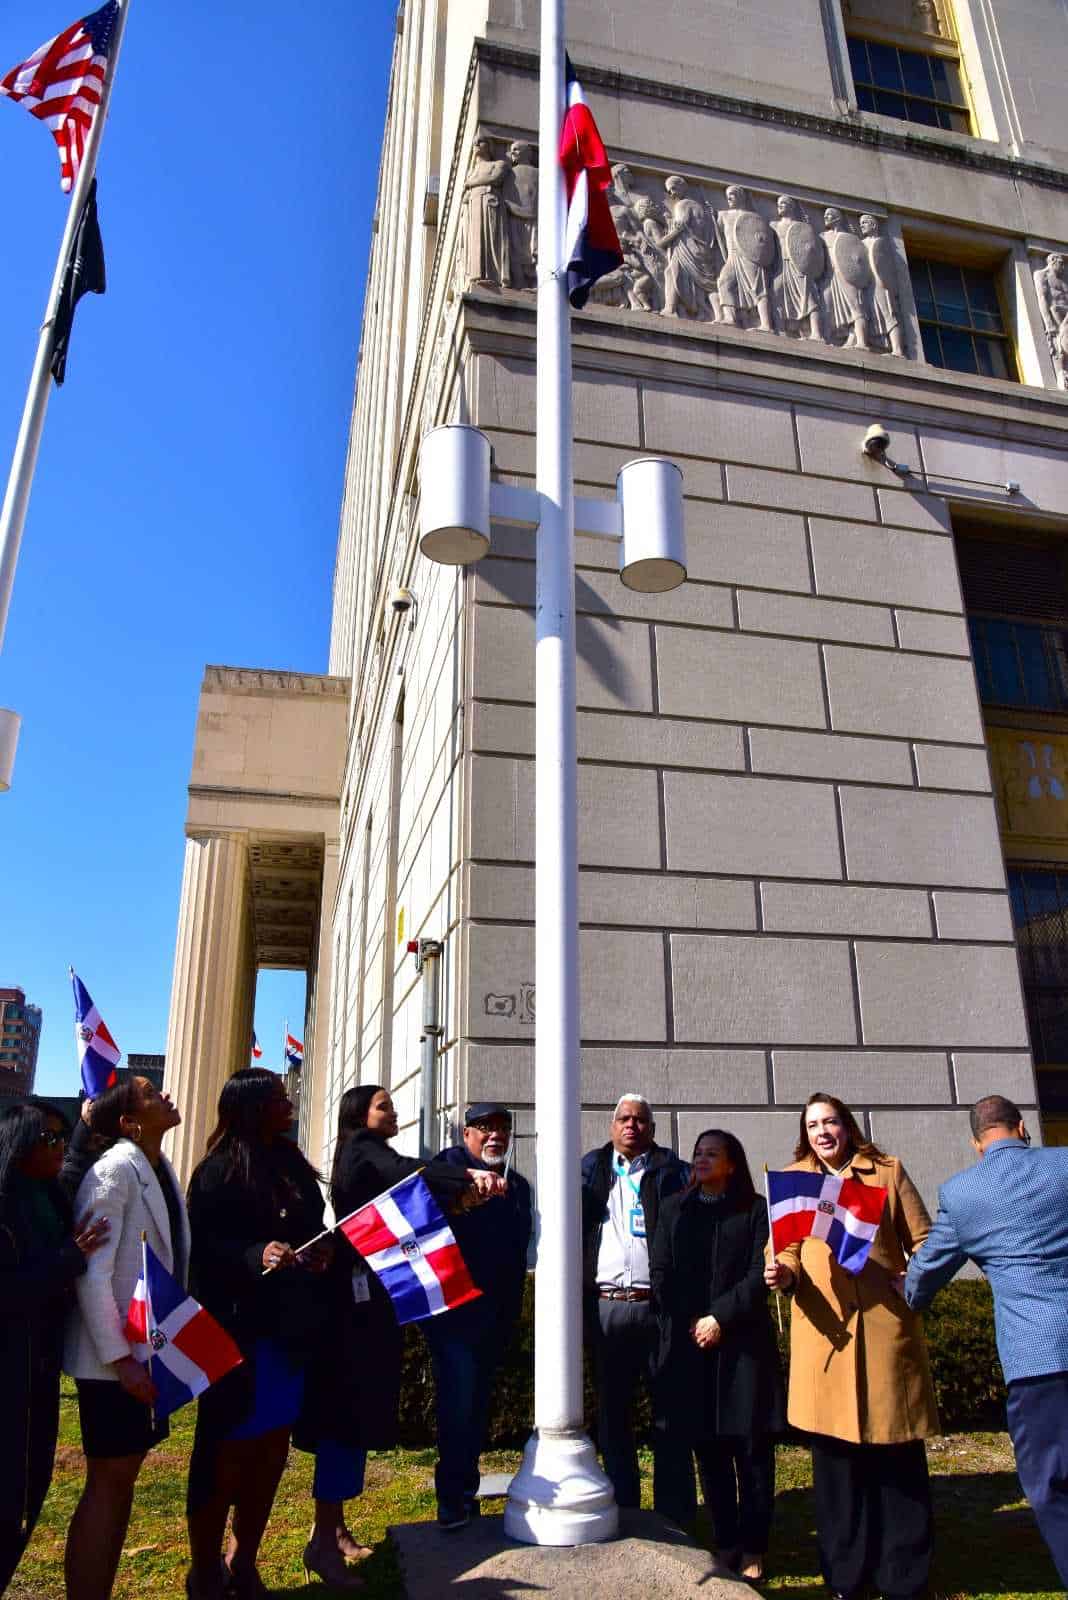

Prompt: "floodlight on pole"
[418,425,492,565]
[617,458,686,593]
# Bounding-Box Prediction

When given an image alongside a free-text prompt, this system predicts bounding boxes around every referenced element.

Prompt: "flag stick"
[139,1229,155,1432]
[0,0,133,669]
[764,1165,784,1335]
[259,1166,427,1273]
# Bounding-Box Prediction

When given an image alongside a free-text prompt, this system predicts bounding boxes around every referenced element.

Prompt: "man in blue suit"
[905,1094,1068,1585]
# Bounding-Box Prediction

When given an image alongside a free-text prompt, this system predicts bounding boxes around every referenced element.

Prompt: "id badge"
[629,1205,646,1238]
[351,1265,371,1304]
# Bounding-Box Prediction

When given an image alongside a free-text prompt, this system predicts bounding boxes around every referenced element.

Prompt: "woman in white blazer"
[63,1075,186,1600]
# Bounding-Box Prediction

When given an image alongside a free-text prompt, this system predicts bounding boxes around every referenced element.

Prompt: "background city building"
[0,985,41,1099]
[165,0,1068,1192]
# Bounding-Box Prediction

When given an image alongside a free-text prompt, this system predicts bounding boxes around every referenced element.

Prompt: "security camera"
[390,587,415,615]
[861,423,891,460]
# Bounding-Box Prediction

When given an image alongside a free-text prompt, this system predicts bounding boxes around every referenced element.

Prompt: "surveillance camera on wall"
[390,587,415,615]
[861,423,891,460]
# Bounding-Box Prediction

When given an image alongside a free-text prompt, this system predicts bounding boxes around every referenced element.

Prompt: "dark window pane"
[910,262,936,318]
[868,41,903,90]
[932,56,965,103]
[919,322,943,366]
[928,260,968,323]
[1019,629,1057,709]
[975,337,1012,380]
[900,47,934,97]
[964,268,1004,325]
[1008,869,1028,930]
[848,36,870,79]
[905,97,938,126]
[855,83,876,111]
[945,108,971,132]
[970,307,1003,332]
[984,619,1021,701]
[939,325,979,372]
[874,89,907,119]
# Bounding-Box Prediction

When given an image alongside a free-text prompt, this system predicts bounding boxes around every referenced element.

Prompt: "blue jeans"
[423,1299,509,1518]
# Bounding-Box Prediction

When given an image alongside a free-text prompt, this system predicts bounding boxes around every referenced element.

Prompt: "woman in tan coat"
[764,1092,939,1600]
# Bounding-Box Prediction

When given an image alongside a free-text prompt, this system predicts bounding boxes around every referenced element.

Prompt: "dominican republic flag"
[250,1031,263,1060]
[124,1239,243,1420]
[767,1170,887,1276]
[338,1172,481,1325]
[284,1034,304,1069]
[560,57,622,309]
[70,969,120,1097]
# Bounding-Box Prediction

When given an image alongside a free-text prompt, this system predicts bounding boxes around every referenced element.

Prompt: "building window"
[1009,866,1068,1091]
[847,34,970,131]
[908,257,1016,380]
[970,617,1068,711]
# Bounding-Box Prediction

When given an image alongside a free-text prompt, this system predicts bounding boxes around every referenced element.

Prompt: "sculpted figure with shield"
[717,185,775,333]
[771,195,824,339]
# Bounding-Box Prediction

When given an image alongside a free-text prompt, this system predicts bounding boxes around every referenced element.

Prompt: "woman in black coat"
[651,1128,785,1583]
[185,1069,332,1600]
[0,1099,108,1593]
[295,1084,499,1587]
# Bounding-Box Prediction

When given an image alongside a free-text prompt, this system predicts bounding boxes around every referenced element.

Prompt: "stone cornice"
[202,666,350,699]
[475,38,1068,195]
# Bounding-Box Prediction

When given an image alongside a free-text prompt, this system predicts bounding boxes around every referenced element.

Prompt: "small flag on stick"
[50,177,106,385]
[0,2,120,193]
[766,1169,887,1276]
[338,1172,481,1325]
[124,1238,243,1420]
[70,968,119,1097]
[559,56,622,309]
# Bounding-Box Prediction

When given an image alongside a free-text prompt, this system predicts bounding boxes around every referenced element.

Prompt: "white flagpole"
[504,0,616,1548]
[0,0,133,785]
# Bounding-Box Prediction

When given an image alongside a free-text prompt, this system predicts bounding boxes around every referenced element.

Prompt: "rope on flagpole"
[764,1165,784,1335]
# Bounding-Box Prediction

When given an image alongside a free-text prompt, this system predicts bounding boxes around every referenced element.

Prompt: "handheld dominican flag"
[0,2,120,193]
[767,1169,887,1276]
[70,969,119,1097]
[338,1172,481,1325]
[559,57,622,309]
[251,1031,263,1060]
[284,1034,304,1069]
[124,1239,243,1420]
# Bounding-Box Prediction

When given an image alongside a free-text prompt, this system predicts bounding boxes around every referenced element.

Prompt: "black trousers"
[810,1434,932,1598]
[696,1435,776,1555]
[593,1298,693,1517]
[1006,1370,1068,1586]
[0,1390,59,1593]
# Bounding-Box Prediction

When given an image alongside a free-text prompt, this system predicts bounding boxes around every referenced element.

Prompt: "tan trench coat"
[772,1152,940,1445]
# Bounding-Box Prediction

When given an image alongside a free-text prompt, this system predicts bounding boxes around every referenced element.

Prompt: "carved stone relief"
[460,139,914,360]
[1034,251,1068,389]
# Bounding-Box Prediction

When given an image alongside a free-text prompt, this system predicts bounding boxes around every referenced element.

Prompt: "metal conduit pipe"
[409,937,443,1158]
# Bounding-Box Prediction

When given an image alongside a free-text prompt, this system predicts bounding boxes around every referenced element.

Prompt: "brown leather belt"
[598,1287,651,1302]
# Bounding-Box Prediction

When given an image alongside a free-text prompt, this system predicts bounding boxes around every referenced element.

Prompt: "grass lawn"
[11,1387,1063,1598]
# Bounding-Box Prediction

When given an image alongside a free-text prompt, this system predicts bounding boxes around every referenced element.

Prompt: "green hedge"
[394,1275,1004,1447]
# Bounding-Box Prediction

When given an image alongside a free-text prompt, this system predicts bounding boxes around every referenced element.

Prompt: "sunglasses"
[39,1131,66,1149]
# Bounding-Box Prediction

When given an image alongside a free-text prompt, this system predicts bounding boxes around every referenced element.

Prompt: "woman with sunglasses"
[0,1098,109,1593]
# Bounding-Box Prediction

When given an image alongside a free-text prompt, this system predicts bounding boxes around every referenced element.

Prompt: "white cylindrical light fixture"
[418,424,492,565]
[617,456,686,592]
[0,708,21,793]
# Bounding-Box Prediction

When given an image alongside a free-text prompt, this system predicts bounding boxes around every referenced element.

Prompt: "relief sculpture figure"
[592,194,665,311]
[717,184,775,332]
[771,195,824,339]
[504,142,539,289]
[658,175,722,320]
[860,214,906,356]
[1035,252,1068,388]
[821,206,873,350]
[463,136,510,288]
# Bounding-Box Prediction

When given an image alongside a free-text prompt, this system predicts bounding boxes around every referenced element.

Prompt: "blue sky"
[0,1,395,1094]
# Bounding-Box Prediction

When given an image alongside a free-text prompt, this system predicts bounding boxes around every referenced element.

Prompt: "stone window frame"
[845,33,971,133]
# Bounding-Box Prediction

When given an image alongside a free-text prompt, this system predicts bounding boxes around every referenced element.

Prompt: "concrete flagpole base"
[503,1429,619,1546]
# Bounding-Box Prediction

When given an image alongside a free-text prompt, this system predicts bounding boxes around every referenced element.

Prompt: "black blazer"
[650,1190,786,1439]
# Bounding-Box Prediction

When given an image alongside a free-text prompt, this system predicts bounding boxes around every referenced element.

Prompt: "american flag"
[1,2,119,193]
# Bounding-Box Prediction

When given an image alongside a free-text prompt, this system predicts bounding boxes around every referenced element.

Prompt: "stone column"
[301,835,340,1167]
[164,831,255,1182]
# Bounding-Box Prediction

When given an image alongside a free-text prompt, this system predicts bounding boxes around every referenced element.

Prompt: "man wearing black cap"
[424,1102,532,1529]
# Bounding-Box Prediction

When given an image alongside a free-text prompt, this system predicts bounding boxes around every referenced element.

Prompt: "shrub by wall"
[394,1275,1003,1448]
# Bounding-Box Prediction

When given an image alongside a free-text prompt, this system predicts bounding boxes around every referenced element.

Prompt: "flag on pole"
[250,1031,263,1060]
[0,1,120,193]
[559,56,622,310]
[124,1239,243,1420]
[70,968,120,1097]
[338,1172,481,1325]
[284,1034,304,1069]
[50,177,106,385]
[766,1169,887,1276]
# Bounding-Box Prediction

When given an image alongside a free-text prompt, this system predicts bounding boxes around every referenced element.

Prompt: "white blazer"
[64,1138,191,1382]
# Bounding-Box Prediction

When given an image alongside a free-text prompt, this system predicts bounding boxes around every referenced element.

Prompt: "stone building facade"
[167,0,1068,1196]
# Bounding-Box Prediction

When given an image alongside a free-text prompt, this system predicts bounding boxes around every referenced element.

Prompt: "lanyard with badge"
[617,1155,646,1238]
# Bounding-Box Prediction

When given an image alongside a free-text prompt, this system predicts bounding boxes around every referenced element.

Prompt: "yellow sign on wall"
[989,729,1068,844]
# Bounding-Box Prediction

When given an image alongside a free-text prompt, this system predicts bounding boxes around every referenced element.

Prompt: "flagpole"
[140,1230,155,1432]
[0,0,133,784]
[503,0,616,1549]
